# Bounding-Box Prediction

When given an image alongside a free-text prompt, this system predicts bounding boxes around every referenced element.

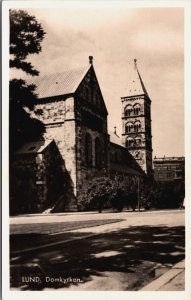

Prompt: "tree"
[10,9,45,76]
[78,177,114,213]
[9,9,46,153]
[77,175,141,213]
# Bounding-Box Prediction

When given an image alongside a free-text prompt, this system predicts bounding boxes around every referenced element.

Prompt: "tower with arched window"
[121,59,153,176]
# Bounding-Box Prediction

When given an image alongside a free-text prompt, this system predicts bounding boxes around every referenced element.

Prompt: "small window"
[126,139,134,148]
[126,123,133,133]
[85,133,92,166]
[167,172,172,178]
[95,137,102,168]
[125,105,133,117]
[158,173,164,179]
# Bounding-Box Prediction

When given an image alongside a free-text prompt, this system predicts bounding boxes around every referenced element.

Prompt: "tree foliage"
[78,175,140,213]
[78,177,113,213]
[10,9,45,76]
[9,10,46,152]
[147,180,185,209]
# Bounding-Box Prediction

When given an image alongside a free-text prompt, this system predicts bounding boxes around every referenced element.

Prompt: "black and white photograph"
[2,1,191,299]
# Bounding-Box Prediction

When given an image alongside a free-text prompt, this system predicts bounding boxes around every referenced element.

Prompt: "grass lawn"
[10,219,124,253]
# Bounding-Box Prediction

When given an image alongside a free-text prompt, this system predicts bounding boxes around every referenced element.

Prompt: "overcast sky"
[12,6,184,157]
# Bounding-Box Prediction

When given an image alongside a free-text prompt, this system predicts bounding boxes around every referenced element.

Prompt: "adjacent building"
[153,156,185,181]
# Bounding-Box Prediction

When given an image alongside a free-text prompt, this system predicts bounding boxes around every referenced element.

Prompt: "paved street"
[10,209,185,291]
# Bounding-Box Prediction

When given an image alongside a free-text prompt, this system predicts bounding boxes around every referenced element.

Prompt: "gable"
[76,65,108,116]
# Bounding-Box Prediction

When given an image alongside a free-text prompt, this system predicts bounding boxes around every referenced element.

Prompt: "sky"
[11,6,184,157]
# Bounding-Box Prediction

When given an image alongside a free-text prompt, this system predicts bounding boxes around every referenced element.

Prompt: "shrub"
[77,175,142,212]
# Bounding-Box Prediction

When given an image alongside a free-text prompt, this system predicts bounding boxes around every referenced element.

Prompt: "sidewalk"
[140,260,185,291]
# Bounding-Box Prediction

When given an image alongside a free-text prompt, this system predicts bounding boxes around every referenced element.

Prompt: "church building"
[12,57,152,214]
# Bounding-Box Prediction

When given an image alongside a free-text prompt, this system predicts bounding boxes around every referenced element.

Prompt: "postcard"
[2,1,191,300]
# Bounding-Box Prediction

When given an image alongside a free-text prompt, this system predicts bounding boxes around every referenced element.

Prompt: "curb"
[11,221,128,257]
[11,228,120,257]
[10,209,183,219]
[140,260,185,291]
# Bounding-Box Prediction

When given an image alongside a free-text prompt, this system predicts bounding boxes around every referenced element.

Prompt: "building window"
[135,138,141,146]
[125,122,133,133]
[125,105,133,117]
[158,173,164,179]
[133,104,141,115]
[85,133,92,166]
[167,172,173,178]
[126,138,134,148]
[95,137,102,168]
[134,122,141,132]
[134,124,138,132]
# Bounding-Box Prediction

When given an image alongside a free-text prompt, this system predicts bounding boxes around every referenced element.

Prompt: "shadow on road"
[10,225,185,290]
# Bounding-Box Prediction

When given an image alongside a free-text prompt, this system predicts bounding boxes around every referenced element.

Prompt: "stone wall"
[74,69,109,200]
[121,95,153,176]
[32,99,66,124]
[10,141,75,214]
[33,96,77,202]
[10,153,45,214]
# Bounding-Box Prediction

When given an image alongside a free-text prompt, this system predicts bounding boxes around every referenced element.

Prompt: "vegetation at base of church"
[77,176,185,212]
[146,180,185,209]
[77,175,140,213]
[9,9,46,153]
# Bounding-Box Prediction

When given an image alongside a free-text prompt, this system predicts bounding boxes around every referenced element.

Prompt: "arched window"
[133,103,141,115]
[125,122,133,133]
[135,136,141,147]
[126,138,134,148]
[134,121,141,132]
[125,105,133,117]
[95,137,102,168]
[85,133,92,166]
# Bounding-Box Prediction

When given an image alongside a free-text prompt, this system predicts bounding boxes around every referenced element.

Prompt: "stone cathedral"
[12,57,153,214]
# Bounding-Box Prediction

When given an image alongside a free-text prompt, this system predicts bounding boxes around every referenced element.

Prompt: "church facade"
[12,57,152,213]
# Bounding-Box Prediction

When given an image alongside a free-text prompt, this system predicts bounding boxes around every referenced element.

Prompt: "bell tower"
[121,59,153,177]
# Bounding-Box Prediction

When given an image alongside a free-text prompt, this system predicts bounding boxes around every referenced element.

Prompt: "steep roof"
[16,140,53,154]
[109,131,145,176]
[109,131,124,147]
[28,65,91,99]
[122,61,150,99]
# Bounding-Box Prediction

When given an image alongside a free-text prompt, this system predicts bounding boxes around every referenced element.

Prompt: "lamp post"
[138,175,140,211]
